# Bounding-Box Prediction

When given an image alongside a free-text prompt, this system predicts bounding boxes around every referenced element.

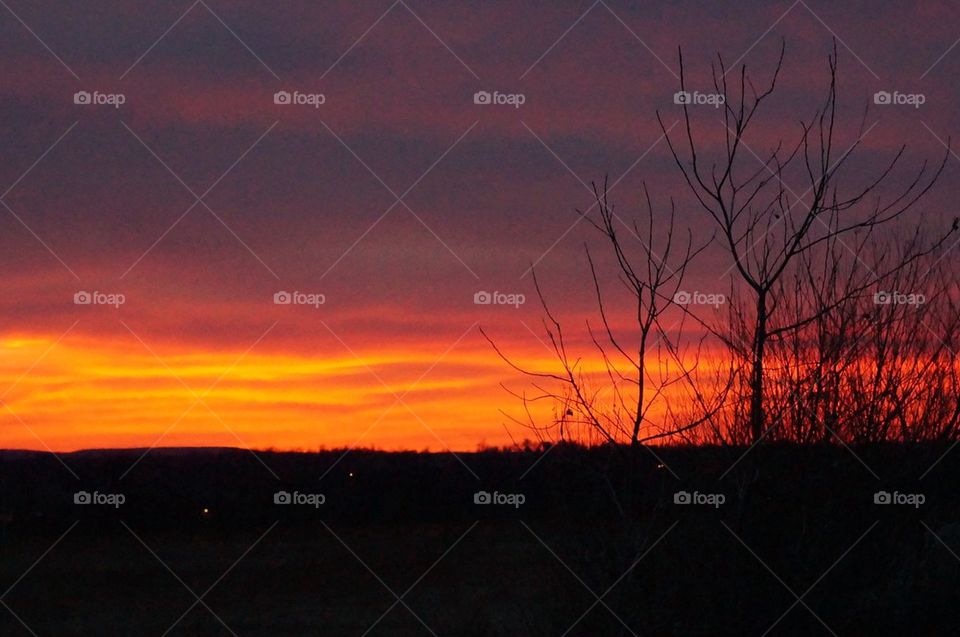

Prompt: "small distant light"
[348,472,354,478]
[202,508,209,514]
[656,463,666,469]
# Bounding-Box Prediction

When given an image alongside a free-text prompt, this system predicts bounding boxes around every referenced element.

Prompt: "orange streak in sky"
[0,332,559,452]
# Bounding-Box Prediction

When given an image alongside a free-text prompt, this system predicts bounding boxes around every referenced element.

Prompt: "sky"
[0,0,958,451]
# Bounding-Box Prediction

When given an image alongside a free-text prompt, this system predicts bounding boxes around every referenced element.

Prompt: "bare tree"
[658,40,955,442]
[483,180,729,458]
[761,214,960,444]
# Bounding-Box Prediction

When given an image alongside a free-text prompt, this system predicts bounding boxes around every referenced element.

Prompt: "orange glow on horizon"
[0,323,734,453]
[0,329,565,452]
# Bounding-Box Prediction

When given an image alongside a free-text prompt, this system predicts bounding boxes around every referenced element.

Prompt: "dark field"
[1,444,959,635]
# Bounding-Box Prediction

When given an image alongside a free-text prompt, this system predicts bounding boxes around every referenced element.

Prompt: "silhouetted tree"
[658,40,955,442]
[484,180,728,459]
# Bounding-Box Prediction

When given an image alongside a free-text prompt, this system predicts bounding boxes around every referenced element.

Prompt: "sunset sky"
[1,0,957,451]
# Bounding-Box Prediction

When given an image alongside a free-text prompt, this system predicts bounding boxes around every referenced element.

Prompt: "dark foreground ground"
[1,442,959,635]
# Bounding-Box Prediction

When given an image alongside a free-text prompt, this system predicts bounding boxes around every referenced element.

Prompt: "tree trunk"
[749,290,768,443]
[632,338,646,447]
